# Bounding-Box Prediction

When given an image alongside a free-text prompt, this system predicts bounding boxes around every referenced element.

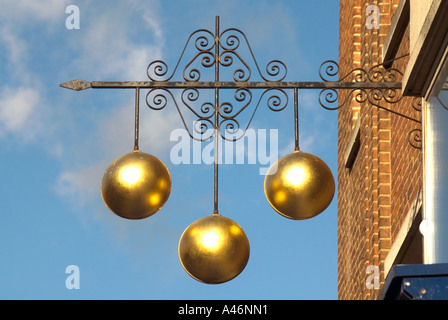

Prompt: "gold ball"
[264,150,335,220]
[178,214,250,284]
[101,150,171,220]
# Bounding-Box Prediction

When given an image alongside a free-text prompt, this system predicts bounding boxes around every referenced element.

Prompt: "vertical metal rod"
[294,88,300,151]
[213,16,220,215]
[134,87,140,151]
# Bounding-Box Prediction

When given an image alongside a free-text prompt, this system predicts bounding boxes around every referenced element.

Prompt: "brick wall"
[338,0,422,300]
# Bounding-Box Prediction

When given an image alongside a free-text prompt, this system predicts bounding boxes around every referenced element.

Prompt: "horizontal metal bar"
[61,80,448,92]
[90,80,402,90]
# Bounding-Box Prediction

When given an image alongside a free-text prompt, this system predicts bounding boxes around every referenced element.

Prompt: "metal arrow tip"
[60,79,91,91]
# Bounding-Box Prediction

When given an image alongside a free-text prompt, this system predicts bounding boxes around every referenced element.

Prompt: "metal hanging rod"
[61,80,403,91]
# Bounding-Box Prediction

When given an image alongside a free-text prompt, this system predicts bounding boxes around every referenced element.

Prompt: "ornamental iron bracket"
[60,16,423,149]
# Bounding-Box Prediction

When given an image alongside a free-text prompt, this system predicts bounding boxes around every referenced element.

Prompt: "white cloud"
[55,162,104,207]
[0,27,27,65]
[0,0,170,211]
[0,0,70,22]
[0,86,42,141]
[99,99,181,157]
[73,1,164,80]
[0,6,60,142]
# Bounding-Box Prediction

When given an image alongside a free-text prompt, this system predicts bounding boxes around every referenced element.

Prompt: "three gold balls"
[100,148,334,284]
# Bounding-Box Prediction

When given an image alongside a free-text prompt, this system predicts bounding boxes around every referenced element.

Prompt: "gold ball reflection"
[264,150,335,220]
[101,150,171,220]
[178,214,250,284]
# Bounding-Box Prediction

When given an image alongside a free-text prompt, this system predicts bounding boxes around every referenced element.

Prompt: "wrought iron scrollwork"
[318,56,422,149]
[319,60,339,82]
[146,88,172,111]
[145,20,290,142]
[408,128,423,150]
[147,29,216,82]
[63,18,425,150]
[319,57,404,83]
[213,88,286,141]
[219,28,287,82]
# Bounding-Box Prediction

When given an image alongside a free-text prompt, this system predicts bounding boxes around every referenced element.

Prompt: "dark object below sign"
[379,263,448,300]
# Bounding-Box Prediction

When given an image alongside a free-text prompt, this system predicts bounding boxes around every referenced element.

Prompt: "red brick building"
[338,0,448,299]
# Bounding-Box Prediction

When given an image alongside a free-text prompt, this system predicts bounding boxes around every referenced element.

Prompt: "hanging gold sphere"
[178,214,250,284]
[264,150,335,220]
[101,150,171,219]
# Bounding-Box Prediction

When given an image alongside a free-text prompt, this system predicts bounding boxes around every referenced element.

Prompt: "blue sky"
[0,0,339,299]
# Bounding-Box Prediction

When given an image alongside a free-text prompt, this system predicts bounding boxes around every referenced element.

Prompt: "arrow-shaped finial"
[60,79,91,91]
